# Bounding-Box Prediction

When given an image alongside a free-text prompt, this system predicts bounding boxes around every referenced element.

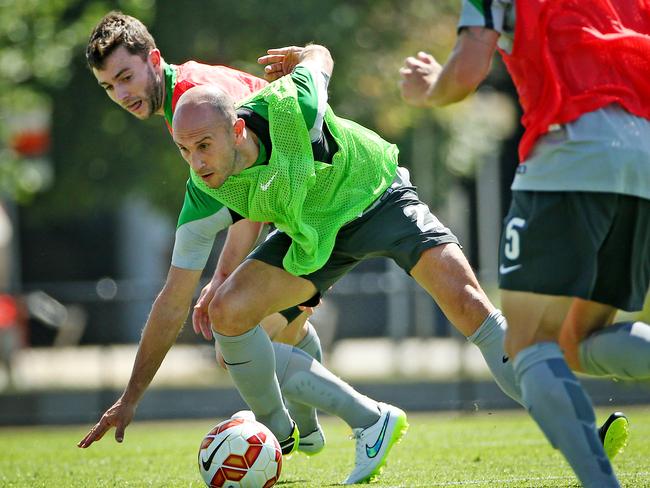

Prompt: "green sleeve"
[177,177,227,228]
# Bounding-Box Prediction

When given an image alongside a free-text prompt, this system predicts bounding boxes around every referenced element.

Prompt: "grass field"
[1,407,649,487]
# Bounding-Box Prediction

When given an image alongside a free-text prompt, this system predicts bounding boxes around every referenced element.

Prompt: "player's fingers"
[78,420,108,448]
[257,54,285,65]
[265,46,299,55]
[417,51,434,63]
[399,67,414,78]
[200,321,213,341]
[192,308,202,335]
[403,57,423,69]
[264,63,284,74]
[115,424,126,443]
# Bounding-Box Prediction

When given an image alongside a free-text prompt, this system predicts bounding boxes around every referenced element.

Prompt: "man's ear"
[233,118,246,142]
[148,48,162,68]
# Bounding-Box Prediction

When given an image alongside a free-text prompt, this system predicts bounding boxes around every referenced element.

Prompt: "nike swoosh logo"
[499,264,522,275]
[260,172,277,191]
[223,359,252,366]
[201,434,230,471]
[365,412,390,458]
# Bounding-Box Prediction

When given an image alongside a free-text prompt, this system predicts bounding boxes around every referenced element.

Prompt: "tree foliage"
[5,0,514,220]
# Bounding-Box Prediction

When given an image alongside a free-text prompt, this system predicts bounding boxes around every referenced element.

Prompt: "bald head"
[172,85,236,134]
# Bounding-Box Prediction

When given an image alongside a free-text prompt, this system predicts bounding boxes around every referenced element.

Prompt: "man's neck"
[154,58,167,117]
[239,126,261,171]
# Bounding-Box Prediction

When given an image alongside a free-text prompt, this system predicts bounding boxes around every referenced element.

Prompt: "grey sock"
[286,322,323,435]
[579,321,650,379]
[515,342,619,488]
[214,325,292,439]
[467,310,522,405]
[277,343,379,429]
[295,321,323,362]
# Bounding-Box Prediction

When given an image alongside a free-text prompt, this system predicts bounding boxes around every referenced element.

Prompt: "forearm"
[213,219,264,283]
[120,299,188,404]
[299,44,333,79]
[431,28,498,106]
[120,267,201,404]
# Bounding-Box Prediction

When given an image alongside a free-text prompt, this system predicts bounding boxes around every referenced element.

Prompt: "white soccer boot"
[297,425,326,455]
[343,402,409,484]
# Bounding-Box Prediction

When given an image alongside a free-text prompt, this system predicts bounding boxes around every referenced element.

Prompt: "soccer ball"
[198,417,282,488]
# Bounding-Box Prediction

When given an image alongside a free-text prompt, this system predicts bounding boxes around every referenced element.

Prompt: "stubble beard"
[145,66,164,118]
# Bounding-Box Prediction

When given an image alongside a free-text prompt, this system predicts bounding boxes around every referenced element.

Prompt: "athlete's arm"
[192,219,264,340]
[399,26,498,107]
[78,265,201,448]
[258,44,333,82]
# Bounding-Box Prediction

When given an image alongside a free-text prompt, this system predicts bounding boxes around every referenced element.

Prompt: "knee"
[208,291,250,336]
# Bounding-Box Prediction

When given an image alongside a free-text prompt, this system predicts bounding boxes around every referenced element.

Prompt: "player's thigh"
[249,227,357,303]
[273,313,310,346]
[411,244,493,337]
[501,289,573,358]
[210,258,317,335]
[260,313,290,342]
[358,187,491,336]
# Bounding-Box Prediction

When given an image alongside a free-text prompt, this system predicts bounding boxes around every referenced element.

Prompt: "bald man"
[171,44,520,484]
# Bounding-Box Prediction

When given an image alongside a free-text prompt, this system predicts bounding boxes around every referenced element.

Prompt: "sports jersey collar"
[162,61,177,127]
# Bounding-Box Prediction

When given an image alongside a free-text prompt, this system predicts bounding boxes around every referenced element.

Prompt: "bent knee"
[208,292,254,336]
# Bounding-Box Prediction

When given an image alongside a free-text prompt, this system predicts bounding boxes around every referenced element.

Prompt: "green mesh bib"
[191,75,398,275]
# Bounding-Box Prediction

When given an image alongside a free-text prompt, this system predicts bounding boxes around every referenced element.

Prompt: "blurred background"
[1,0,648,424]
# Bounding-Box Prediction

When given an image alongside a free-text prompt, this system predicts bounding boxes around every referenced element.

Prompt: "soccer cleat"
[298,425,326,456]
[279,420,300,456]
[599,411,629,460]
[343,402,409,484]
[233,410,301,456]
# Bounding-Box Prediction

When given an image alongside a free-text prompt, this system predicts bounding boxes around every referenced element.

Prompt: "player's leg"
[560,299,650,381]
[499,191,624,487]
[561,195,650,381]
[208,257,317,452]
[272,309,326,453]
[276,344,407,484]
[502,290,619,487]
[408,243,521,404]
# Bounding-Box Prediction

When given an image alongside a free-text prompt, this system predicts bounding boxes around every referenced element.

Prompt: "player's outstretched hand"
[399,51,442,107]
[193,281,218,341]
[258,46,304,81]
[77,397,135,448]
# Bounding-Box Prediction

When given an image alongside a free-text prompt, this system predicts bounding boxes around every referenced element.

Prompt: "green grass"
[1,407,649,487]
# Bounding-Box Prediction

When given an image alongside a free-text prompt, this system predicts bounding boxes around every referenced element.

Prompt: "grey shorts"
[499,190,650,311]
[251,186,459,305]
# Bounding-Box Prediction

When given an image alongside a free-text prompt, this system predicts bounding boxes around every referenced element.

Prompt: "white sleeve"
[171,207,233,270]
[458,0,511,34]
[297,61,330,143]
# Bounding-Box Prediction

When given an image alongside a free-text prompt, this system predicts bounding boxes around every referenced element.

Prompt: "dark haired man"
[400,1,650,486]
[79,15,402,479]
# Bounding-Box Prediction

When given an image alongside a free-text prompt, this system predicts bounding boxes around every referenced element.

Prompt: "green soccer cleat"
[279,420,300,457]
[599,411,629,460]
[343,403,409,484]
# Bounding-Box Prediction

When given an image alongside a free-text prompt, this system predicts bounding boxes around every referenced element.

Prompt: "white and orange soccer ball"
[198,417,282,488]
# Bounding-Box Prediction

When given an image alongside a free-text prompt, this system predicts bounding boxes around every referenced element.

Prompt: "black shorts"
[251,186,459,303]
[499,191,650,311]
